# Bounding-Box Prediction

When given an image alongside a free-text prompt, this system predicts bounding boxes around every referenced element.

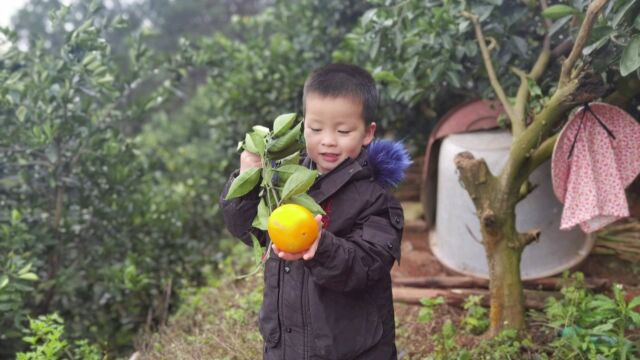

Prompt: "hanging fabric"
[551,102,640,233]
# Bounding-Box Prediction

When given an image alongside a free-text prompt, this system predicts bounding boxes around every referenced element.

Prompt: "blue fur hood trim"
[367,139,412,188]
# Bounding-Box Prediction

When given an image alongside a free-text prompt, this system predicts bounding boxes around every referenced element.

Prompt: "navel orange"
[267,204,319,253]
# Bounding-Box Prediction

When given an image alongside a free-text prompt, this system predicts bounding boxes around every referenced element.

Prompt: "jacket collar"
[303,150,370,204]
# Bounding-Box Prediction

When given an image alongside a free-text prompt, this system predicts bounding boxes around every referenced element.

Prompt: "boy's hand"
[239,150,262,173]
[272,215,323,261]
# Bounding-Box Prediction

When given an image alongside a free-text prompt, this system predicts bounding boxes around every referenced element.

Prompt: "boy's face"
[303,93,376,174]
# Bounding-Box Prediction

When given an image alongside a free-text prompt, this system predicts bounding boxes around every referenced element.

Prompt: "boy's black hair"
[302,63,379,125]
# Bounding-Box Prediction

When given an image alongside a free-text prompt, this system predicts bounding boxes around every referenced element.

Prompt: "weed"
[16,313,102,360]
[544,272,640,359]
[461,295,489,335]
[418,297,445,323]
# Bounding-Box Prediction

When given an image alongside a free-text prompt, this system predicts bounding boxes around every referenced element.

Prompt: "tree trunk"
[485,227,524,334]
[454,152,535,335]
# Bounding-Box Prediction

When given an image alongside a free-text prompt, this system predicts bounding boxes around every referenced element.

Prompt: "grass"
[133,241,640,360]
[135,272,263,360]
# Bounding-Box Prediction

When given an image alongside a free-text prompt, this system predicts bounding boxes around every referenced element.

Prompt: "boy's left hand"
[272,215,323,261]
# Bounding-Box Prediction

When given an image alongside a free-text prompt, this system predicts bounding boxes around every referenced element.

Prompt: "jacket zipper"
[302,270,309,359]
[278,259,285,359]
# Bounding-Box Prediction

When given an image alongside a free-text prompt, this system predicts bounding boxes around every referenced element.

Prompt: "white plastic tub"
[430,130,593,280]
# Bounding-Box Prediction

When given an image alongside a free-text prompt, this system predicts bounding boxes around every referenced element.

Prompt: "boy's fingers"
[302,248,316,261]
[279,252,303,261]
[272,244,304,260]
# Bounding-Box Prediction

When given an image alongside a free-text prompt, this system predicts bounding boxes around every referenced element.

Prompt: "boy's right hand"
[239,150,262,173]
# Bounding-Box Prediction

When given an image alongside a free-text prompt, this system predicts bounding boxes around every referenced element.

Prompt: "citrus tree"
[0,2,218,354]
[339,0,640,335]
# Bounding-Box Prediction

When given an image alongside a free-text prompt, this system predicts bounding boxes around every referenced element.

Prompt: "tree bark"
[486,229,525,334]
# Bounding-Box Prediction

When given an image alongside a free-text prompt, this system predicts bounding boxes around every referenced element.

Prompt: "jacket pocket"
[259,257,281,347]
[363,214,402,263]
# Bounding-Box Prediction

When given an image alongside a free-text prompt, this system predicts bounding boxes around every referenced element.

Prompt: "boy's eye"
[310,128,321,132]
[338,130,351,134]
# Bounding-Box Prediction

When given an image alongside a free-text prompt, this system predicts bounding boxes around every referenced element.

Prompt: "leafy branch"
[225,113,325,270]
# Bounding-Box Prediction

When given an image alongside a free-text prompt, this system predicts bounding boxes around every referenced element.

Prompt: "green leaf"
[111,15,129,29]
[275,164,307,185]
[287,193,325,216]
[583,29,613,56]
[18,263,32,275]
[0,276,8,290]
[627,296,640,311]
[373,70,399,83]
[250,233,263,265]
[549,15,572,36]
[244,132,265,155]
[225,168,261,200]
[252,125,270,137]
[267,123,301,153]
[251,198,269,230]
[612,0,635,28]
[620,35,640,76]
[280,167,317,201]
[18,273,39,281]
[527,78,542,98]
[279,151,301,166]
[272,113,297,137]
[11,209,22,225]
[16,106,27,122]
[542,5,579,20]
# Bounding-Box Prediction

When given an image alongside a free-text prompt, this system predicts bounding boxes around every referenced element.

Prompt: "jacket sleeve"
[219,170,267,247]
[303,190,403,293]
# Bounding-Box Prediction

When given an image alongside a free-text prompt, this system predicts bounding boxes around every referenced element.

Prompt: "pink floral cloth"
[551,102,640,233]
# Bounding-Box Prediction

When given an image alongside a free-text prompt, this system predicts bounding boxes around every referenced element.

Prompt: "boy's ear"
[363,122,376,146]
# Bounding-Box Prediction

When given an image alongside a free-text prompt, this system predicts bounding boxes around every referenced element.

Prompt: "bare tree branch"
[462,11,518,127]
[512,43,551,133]
[559,0,609,86]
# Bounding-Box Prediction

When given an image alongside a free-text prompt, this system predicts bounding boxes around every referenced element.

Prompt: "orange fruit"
[267,204,319,253]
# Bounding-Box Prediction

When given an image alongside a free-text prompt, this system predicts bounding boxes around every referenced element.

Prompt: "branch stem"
[559,0,609,86]
[462,11,518,127]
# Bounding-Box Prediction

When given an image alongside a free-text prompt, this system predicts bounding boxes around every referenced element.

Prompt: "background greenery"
[1,0,639,358]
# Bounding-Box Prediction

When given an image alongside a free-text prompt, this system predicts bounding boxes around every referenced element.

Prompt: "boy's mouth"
[320,152,340,162]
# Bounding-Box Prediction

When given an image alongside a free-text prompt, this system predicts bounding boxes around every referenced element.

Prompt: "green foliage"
[425,319,467,360]
[336,0,640,147]
[543,272,640,359]
[0,3,220,356]
[466,329,526,360]
[417,296,445,323]
[16,313,102,360]
[462,295,489,335]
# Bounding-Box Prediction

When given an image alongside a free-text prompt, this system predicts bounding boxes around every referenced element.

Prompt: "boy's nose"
[320,134,337,146]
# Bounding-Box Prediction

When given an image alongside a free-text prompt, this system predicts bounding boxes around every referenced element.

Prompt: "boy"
[220,63,409,359]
